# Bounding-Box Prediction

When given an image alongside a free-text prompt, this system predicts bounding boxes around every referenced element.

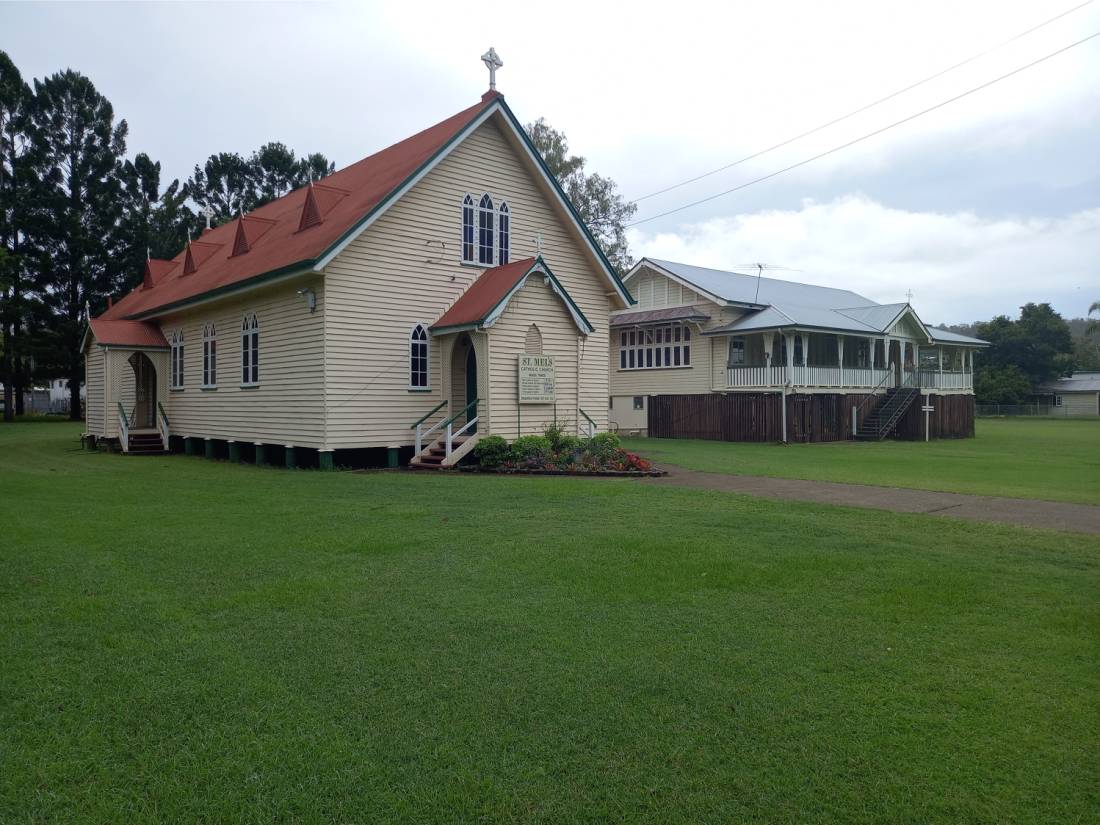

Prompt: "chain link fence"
[976,403,1074,417]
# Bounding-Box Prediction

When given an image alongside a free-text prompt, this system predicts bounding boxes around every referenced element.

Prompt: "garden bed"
[471,426,661,475]
[458,465,666,477]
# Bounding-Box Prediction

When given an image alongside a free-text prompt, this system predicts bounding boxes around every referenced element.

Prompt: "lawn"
[624,418,1100,505]
[1,421,1098,823]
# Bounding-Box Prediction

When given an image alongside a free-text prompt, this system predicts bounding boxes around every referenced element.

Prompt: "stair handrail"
[117,402,130,452]
[853,363,895,436]
[411,400,449,455]
[442,398,480,459]
[579,408,598,438]
[157,402,170,450]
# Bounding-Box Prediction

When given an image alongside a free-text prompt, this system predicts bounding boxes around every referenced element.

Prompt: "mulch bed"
[457,466,667,477]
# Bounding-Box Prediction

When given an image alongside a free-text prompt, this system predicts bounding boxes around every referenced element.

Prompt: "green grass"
[624,418,1100,505]
[2,422,1098,823]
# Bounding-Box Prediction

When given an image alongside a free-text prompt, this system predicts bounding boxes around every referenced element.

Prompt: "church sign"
[518,355,555,404]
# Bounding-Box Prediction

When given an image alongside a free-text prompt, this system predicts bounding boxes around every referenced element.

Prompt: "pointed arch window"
[170,330,184,389]
[478,194,494,265]
[241,314,259,386]
[409,324,429,390]
[524,323,542,355]
[461,195,475,263]
[202,323,217,387]
[498,201,510,265]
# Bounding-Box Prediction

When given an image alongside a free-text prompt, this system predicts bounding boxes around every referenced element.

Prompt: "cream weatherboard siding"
[1057,392,1100,417]
[321,117,614,449]
[158,275,326,447]
[486,275,582,438]
[609,265,761,432]
[85,344,105,435]
[629,266,705,309]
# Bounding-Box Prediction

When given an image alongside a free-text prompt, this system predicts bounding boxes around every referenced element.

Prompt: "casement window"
[633,396,644,411]
[461,195,475,262]
[202,323,217,387]
[241,314,259,386]
[618,324,692,370]
[170,330,184,388]
[409,324,429,389]
[728,337,745,366]
[1054,395,1063,407]
[498,201,510,264]
[478,194,494,265]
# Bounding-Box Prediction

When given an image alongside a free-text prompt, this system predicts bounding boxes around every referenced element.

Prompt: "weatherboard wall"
[157,276,326,447]
[84,345,105,436]
[321,117,614,448]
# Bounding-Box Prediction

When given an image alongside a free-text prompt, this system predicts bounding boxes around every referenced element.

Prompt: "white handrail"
[117,402,129,453]
[157,402,170,451]
[416,413,448,455]
[445,415,479,458]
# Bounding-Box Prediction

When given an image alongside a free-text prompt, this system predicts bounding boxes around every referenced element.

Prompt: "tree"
[526,118,635,274]
[0,50,40,421]
[28,69,128,420]
[184,152,255,224]
[186,145,335,226]
[249,142,334,206]
[1072,334,1100,371]
[1088,300,1100,335]
[974,364,1033,404]
[117,153,194,290]
[974,303,1073,388]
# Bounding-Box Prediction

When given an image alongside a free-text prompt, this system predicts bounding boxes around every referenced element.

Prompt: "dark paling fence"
[895,393,975,439]
[648,393,975,443]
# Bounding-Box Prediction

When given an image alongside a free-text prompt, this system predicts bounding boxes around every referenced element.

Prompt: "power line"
[627,31,1100,228]
[630,0,1094,204]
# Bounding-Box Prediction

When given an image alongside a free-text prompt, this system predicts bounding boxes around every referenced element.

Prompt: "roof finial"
[481,47,503,91]
[906,288,914,303]
[534,231,543,255]
[146,246,151,262]
[201,205,216,231]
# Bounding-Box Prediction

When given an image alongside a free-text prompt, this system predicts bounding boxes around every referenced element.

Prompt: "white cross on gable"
[200,205,216,230]
[481,47,503,91]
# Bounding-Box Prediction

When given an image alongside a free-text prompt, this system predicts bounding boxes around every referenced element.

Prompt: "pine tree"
[117,153,194,290]
[0,50,39,421]
[28,69,128,420]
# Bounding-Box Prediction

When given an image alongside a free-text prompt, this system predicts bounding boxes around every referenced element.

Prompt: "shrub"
[473,435,510,469]
[511,435,553,468]
[585,431,622,463]
[542,422,570,451]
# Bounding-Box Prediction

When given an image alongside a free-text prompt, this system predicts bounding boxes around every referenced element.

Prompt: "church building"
[83,52,633,468]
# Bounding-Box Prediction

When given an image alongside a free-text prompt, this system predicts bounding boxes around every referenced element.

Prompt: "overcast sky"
[4,0,1099,324]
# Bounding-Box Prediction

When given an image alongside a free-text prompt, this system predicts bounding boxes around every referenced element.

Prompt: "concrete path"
[639,465,1100,535]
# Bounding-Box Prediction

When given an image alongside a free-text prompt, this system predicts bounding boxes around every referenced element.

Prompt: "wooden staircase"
[125,429,168,455]
[410,435,475,470]
[854,387,919,440]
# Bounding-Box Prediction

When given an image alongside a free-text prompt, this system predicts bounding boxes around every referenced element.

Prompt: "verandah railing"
[727,364,892,389]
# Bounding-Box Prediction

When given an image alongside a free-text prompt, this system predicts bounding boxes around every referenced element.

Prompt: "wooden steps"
[126,430,168,455]
[410,436,470,470]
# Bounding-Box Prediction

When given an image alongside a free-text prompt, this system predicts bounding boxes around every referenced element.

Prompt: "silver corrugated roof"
[643,258,878,308]
[633,258,989,344]
[1038,374,1100,393]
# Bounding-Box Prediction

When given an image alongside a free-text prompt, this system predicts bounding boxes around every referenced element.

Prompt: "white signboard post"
[518,355,556,404]
[922,393,934,442]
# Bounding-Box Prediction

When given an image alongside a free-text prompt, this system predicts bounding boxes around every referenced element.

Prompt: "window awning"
[610,306,711,327]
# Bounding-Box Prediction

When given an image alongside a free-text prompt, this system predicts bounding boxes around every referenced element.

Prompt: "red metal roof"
[97,93,500,322]
[431,258,537,330]
[88,319,169,348]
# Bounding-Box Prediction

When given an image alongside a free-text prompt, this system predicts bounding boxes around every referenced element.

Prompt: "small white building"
[1036,372,1100,417]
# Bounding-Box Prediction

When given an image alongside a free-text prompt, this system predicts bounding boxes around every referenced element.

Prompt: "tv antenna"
[733,262,802,304]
